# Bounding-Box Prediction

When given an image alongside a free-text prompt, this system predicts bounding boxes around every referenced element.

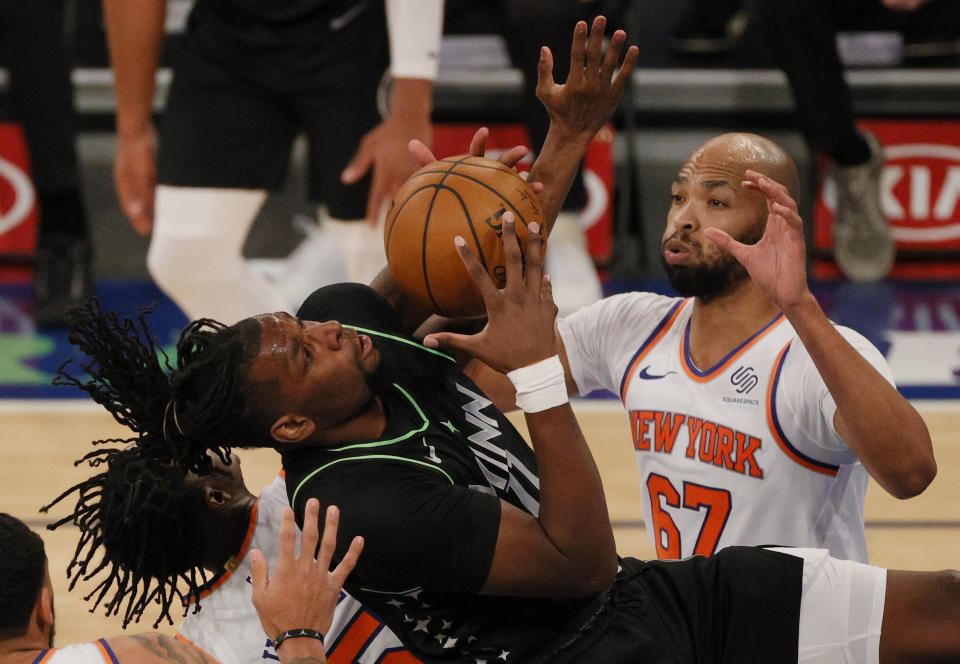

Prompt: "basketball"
[384,155,545,318]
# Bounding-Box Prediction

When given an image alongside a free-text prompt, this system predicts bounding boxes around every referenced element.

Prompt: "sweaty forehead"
[254,313,292,357]
[678,133,797,193]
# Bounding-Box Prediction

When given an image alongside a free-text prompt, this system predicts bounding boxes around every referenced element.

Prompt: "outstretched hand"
[250,499,363,659]
[702,170,812,310]
[537,16,638,139]
[423,213,557,373]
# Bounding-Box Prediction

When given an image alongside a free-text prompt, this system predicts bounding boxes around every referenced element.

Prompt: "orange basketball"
[384,155,545,318]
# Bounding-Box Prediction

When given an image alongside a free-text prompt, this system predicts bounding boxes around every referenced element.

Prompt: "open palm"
[703,170,810,309]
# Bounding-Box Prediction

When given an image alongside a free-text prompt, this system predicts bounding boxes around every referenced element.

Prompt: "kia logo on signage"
[815,121,960,260]
[820,143,960,247]
[0,154,35,237]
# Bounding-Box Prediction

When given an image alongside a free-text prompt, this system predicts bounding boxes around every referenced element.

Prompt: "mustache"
[661,231,702,252]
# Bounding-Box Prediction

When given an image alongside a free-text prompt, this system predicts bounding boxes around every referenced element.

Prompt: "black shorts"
[547,547,803,664]
[157,22,387,219]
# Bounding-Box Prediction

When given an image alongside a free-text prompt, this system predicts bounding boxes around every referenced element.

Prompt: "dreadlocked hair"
[41,444,210,629]
[58,299,267,473]
[169,316,278,468]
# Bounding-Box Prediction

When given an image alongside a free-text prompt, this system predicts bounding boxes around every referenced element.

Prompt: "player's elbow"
[567,558,618,597]
[886,454,937,499]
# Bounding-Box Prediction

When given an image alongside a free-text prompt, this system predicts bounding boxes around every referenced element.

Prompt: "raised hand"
[536,16,638,139]
[250,499,363,660]
[423,213,557,373]
[703,170,812,310]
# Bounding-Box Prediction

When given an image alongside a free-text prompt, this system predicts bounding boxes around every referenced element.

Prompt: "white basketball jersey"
[559,293,895,563]
[178,476,416,663]
[33,640,116,663]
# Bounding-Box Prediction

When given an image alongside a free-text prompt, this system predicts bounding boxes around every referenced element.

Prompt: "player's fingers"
[703,227,747,263]
[744,171,798,214]
[584,15,607,71]
[300,499,322,564]
[567,22,588,83]
[331,536,364,586]
[611,44,639,93]
[409,139,437,167]
[454,235,499,301]
[316,504,339,569]
[125,198,153,235]
[249,549,269,601]
[497,145,529,169]
[535,46,555,100]
[523,222,544,292]
[600,29,626,81]
[501,213,523,287]
[469,127,490,157]
[341,146,373,185]
[772,201,803,231]
[422,330,477,354]
[276,506,297,573]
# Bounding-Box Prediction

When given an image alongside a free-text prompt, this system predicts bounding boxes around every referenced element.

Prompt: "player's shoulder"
[782,318,884,357]
[562,290,682,327]
[97,633,219,663]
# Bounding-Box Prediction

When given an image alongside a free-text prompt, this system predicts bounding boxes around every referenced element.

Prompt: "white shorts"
[769,547,887,664]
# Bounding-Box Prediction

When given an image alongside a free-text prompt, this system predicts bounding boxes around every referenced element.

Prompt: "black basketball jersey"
[283,284,593,662]
[282,284,803,664]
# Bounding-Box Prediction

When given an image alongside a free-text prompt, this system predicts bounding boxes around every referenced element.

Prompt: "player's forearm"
[276,640,327,664]
[370,267,434,334]
[525,404,618,592]
[102,0,166,135]
[784,296,935,498]
[527,125,592,232]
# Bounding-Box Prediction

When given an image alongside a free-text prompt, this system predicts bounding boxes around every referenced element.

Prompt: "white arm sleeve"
[386,0,443,80]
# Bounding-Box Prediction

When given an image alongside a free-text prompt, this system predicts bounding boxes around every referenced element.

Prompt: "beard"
[660,223,764,303]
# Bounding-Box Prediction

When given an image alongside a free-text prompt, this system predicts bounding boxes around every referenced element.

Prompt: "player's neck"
[0,638,48,662]
[314,395,388,447]
[688,281,780,370]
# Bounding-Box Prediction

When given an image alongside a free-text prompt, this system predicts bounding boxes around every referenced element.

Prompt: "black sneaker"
[33,234,94,327]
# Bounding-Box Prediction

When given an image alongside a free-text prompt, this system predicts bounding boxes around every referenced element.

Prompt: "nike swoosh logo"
[638,366,676,380]
[330,1,367,31]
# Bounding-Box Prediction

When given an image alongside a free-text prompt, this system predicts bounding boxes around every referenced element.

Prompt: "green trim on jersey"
[292,454,454,507]
[343,324,456,363]
[329,384,429,452]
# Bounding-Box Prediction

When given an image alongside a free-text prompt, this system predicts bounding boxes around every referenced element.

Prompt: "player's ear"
[36,585,53,634]
[271,413,316,444]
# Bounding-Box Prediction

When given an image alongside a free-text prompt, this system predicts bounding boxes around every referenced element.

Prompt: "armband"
[507,355,569,413]
[273,628,325,650]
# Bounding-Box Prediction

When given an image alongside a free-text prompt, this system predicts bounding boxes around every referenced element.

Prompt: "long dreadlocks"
[42,443,209,628]
[47,299,273,627]
[58,298,267,473]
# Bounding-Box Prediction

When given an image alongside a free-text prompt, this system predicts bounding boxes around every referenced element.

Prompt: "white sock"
[545,211,603,317]
[149,186,292,324]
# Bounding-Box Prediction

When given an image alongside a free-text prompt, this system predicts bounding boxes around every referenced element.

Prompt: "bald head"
[684,133,800,197]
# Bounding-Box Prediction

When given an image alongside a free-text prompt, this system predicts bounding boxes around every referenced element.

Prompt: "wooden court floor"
[2,400,958,646]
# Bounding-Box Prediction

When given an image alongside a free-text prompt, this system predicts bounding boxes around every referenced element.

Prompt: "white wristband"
[507,355,569,413]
